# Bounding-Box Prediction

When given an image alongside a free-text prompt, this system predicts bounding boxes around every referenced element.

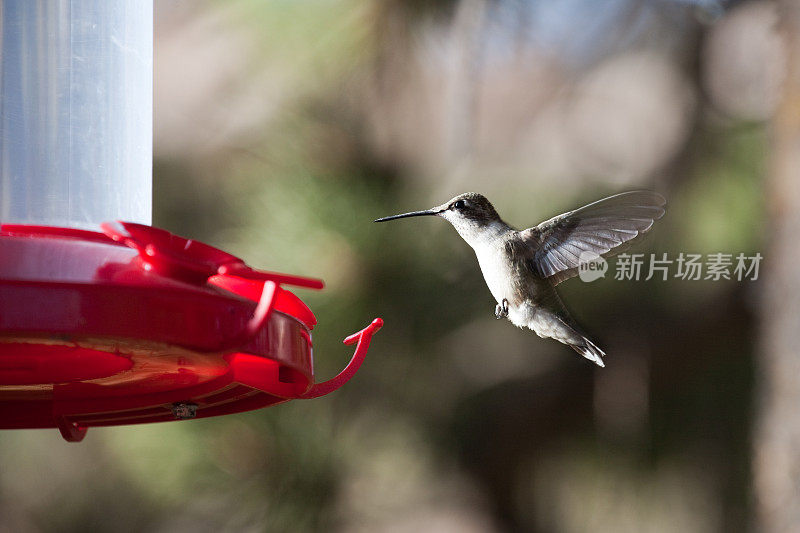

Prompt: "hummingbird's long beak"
[374,208,442,223]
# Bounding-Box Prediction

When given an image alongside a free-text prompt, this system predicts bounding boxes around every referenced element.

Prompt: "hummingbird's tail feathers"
[525,302,607,367]
[569,336,606,367]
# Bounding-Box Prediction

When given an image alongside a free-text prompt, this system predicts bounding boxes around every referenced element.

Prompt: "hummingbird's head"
[374,192,506,247]
[436,192,500,224]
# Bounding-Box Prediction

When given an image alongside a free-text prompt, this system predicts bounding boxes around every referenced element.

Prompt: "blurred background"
[3,0,800,531]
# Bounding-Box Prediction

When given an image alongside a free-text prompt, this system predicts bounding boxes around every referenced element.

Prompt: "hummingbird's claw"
[495,299,509,319]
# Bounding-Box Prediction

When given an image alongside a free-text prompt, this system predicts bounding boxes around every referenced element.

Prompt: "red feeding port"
[0,222,383,442]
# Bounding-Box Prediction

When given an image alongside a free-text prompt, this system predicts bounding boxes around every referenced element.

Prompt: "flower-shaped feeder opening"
[0,222,382,442]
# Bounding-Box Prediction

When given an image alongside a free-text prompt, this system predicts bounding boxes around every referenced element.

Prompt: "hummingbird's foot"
[495,299,509,319]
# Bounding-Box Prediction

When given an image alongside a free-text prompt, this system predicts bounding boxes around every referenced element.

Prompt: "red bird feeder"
[0,3,382,441]
[0,223,382,442]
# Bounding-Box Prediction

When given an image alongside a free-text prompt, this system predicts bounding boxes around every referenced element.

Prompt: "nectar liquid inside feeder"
[0,1,382,442]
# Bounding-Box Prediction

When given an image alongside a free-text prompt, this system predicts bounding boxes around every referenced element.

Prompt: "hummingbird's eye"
[452,199,466,210]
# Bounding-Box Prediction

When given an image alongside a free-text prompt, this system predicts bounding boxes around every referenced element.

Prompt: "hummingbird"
[374,191,666,367]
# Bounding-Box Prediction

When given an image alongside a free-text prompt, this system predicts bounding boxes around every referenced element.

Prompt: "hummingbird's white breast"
[440,211,522,311]
[474,242,515,302]
[465,222,517,307]
[475,240,540,330]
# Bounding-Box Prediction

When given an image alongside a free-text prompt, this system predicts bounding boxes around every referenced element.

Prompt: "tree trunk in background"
[755,2,800,531]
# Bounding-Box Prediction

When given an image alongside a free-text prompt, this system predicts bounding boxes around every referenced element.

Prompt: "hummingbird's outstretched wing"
[519,191,666,284]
